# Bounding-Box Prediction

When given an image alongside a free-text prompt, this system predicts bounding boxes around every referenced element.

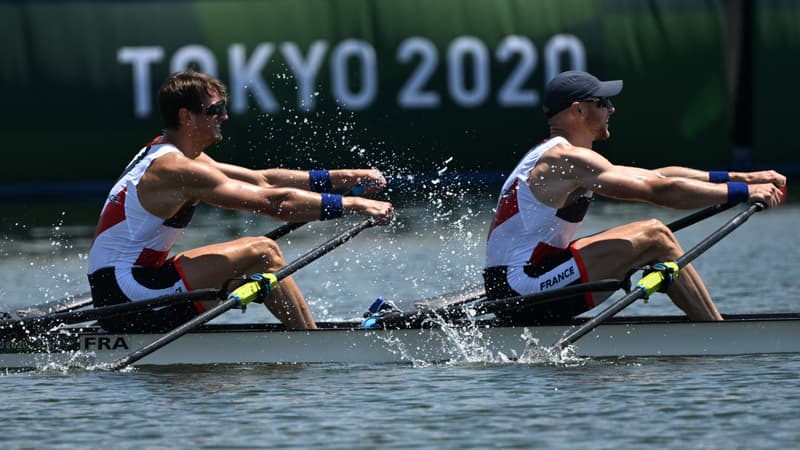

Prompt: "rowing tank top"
[485,136,592,269]
[87,139,196,275]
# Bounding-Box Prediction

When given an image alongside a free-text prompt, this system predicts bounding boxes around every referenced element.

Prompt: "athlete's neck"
[162,130,204,158]
[549,127,594,149]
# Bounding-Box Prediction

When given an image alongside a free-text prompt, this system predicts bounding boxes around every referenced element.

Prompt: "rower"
[483,70,786,325]
[87,70,394,333]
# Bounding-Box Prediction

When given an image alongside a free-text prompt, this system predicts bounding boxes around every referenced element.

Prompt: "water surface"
[1,196,799,449]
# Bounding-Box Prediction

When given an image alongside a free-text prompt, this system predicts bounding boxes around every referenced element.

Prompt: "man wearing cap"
[483,70,785,325]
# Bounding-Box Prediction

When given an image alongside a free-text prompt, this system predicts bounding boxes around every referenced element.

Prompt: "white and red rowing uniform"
[484,137,595,322]
[88,138,198,312]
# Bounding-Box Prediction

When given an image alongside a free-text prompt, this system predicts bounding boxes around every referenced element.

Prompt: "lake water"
[1,192,799,449]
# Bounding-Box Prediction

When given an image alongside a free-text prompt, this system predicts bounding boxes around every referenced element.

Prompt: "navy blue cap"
[542,71,623,118]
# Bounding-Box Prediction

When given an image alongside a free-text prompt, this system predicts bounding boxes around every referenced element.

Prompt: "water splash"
[516,329,588,367]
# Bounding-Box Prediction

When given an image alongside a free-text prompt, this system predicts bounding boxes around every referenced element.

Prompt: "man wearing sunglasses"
[87,70,394,333]
[484,70,786,325]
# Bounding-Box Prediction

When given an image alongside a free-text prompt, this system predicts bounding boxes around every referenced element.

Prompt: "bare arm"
[138,153,394,222]
[529,145,784,209]
[208,157,386,194]
[655,166,786,186]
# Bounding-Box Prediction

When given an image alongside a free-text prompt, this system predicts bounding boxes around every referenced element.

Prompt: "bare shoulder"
[533,142,612,180]
[141,151,227,195]
[540,142,606,167]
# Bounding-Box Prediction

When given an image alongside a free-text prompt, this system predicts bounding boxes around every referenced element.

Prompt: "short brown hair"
[158,71,229,130]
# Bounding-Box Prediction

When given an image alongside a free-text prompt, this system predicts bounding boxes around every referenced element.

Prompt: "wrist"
[309,169,332,193]
[319,193,343,220]
[709,171,729,183]
[726,182,749,204]
[341,196,361,214]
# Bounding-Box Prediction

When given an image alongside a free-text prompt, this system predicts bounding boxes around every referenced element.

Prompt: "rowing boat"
[2,312,799,368]
[2,203,792,369]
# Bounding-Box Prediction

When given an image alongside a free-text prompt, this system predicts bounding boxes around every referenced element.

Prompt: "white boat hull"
[2,313,800,368]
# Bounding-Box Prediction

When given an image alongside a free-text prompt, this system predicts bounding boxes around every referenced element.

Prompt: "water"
[2,195,800,449]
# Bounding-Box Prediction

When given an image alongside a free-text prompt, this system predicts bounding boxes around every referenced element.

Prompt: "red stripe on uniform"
[171,257,206,313]
[568,242,594,308]
[171,256,193,291]
[528,242,565,265]
[487,179,520,238]
[92,187,127,240]
[134,248,169,267]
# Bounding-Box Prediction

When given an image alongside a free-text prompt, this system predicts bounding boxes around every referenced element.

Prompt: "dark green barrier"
[754,0,800,172]
[1,0,739,191]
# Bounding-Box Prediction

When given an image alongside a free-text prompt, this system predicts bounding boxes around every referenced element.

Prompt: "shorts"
[483,243,592,325]
[88,259,205,333]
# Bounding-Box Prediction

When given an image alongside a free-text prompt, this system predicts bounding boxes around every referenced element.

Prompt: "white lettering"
[117,46,164,117]
[397,37,440,108]
[331,39,377,110]
[229,43,279,114]
[496,36,539,107]
[171,45,218,76]
[118,34,588,116]
[447,36,490,108]
[281,41,328,113]
[544,34,586,83]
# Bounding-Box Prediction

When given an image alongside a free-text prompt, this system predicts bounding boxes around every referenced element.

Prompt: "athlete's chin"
[595,129,611,141]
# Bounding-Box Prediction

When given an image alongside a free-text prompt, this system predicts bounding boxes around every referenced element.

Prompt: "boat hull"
[2,313,800,368]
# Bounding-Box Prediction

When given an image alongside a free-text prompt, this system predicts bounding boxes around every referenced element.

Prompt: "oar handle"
[261,183,375,241]
[108,218,377,370]
[553,202,764,350]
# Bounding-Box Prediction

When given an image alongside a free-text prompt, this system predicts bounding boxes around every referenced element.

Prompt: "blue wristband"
[727,182,749,204]
[709,171,730,183]
[320,193,343,220]
[309,169,332,193]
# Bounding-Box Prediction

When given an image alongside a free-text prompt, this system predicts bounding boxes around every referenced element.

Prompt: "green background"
[0,0,793,193]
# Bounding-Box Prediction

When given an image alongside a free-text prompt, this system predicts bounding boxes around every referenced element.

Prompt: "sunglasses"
[578,97,613,109]
[203,100,228,116]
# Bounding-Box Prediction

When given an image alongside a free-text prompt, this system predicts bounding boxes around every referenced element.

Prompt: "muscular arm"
[529,145,783,209]
[209,157,386,193]
[655,166,786,186]
[138,153,393,222]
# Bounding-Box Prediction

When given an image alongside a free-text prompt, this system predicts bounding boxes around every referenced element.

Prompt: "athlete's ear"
[179,107,192,126]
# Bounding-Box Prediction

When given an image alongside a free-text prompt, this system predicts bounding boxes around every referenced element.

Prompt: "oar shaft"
[265,222,307,240]
[0,289,222,336]
[107,297,239,370]
[667,203,734,233]
[276,219,375,277]
[676,203,762,267]
[108,218,376,370]
[263,184,372,241]
[553,203,763,350]
[2,220,314,326]
[372,279,626,329]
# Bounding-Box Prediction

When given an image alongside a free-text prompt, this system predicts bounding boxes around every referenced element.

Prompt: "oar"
[368,279,627,329]
[8,182,377,320]
[368,204,735,330]
[666,203,734,232]
[551,202,764,351]
[0,289,223,337]
[107,218,378,370]
[4,220,317,323]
